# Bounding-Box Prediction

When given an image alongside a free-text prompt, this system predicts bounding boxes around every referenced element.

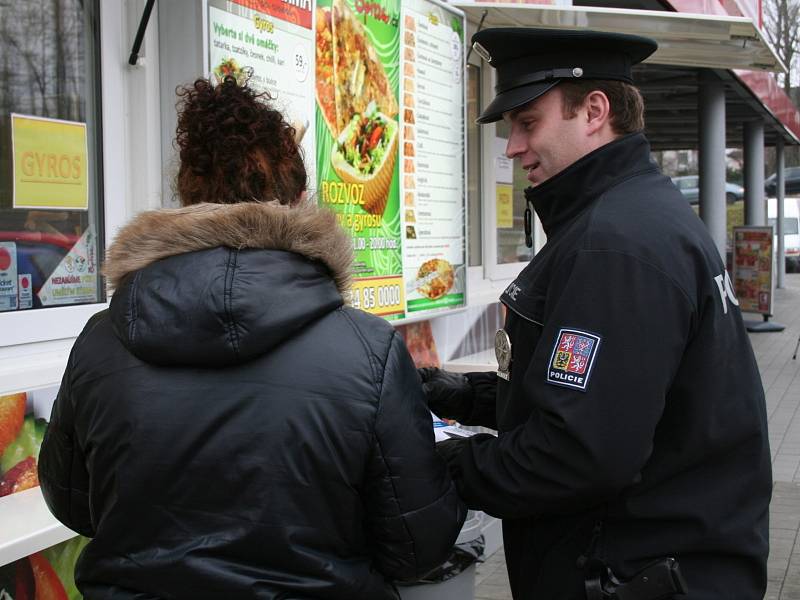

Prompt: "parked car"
[671,175,743,204]
[767,196,800,273]
[764,166,800,196]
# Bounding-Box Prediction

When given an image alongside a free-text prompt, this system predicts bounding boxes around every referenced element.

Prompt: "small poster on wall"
[37,226,98,307]
[0,242,18,312]
[11,114,89,211]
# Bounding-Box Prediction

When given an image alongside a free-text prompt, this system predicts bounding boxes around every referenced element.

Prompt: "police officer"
[421,28,771,599]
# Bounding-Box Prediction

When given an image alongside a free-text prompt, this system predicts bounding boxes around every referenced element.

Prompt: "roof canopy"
[453,2,786,73]
[454,1,799,146]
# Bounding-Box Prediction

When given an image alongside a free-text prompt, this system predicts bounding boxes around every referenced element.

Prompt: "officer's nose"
[505,130,526,160]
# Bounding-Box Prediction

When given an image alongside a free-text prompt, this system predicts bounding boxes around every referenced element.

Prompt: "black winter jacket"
[449,134,771,599]
[38,201,466,600]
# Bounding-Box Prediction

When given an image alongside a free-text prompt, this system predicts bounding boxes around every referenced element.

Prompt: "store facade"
[0,0,798,594]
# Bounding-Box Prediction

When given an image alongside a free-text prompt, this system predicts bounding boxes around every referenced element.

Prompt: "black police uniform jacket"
[452,133,771,599]
[38,201,466,600]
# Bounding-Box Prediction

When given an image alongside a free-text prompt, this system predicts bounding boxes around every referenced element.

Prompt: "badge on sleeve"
[546,328,601,391]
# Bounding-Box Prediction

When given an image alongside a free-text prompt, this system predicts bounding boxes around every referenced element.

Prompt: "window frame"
[464,29,490,303]
[466,61,483,270]
[484,64,545,281]
[462,42,549,307]
[0,2,144,390]
[0,0,119,348]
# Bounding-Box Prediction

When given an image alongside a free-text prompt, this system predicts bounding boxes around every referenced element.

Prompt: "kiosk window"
[0,1,104,312]
[494,120,534,265]
[467,63,482,267]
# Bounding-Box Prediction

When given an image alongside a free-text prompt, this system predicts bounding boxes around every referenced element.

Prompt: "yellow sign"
[350,276,405,317]
[496,183,513,228]
[11,113,89,210]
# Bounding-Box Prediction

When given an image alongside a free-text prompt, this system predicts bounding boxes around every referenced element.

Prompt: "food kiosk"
[0,0,796,596]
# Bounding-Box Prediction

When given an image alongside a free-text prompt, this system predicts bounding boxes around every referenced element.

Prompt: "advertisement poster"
[0,536,89,600]
[17,274,33,310]
[732,226,774,315]
[0,242,18,312]
[37,226,98,307]
[0,387,90,599]
[0,386,89,598]
[496,184,513,228]
[207,0,316,183]
[315,0,405,318]
[0,388,52,499]
[399,0,466,315]
[11,114,89,211]
[207,0,466,321]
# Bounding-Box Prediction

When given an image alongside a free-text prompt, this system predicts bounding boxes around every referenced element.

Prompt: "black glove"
[435,437,467,466]
[418,367,474,423]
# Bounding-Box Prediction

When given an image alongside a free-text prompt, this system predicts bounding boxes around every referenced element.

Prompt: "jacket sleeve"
[364,332,467,582]
[38,349,94,537]
[448,249,694,518]
[463,371,498,429]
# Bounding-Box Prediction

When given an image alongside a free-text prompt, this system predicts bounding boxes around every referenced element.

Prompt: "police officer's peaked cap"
[472,28,657,124]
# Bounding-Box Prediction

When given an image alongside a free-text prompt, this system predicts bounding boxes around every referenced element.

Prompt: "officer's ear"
[583,90,612,136]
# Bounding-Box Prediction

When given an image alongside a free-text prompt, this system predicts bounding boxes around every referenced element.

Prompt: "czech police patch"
[546,329,601,391]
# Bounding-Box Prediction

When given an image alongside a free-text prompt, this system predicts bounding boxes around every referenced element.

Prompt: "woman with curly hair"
[38,77,466,600]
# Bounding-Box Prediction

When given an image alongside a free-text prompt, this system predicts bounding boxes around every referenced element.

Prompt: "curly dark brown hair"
[174,77,307,206]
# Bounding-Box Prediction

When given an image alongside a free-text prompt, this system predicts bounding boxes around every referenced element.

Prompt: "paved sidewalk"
[761,273,800,599]
[475,547,512,600]
[475,273,800,600]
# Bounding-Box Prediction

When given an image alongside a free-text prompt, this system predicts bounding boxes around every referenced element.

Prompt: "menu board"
[399,1,467,315]
[732,226,774,315]
[207,0,316,181]
[208,0,466,321]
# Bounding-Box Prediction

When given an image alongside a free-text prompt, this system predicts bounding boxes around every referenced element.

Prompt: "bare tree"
[764,0,800,92]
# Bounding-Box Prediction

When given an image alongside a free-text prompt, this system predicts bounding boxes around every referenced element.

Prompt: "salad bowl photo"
[331,102,398,216]
[212,57,251,86]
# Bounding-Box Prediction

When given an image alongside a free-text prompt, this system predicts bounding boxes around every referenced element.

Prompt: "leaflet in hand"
[432,412,477,442]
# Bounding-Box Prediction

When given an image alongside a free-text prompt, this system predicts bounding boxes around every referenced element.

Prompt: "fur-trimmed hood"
[105,202,354,367]
[105,201,352,294]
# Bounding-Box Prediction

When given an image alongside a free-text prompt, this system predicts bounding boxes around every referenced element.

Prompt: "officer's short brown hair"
[559,80,645,135]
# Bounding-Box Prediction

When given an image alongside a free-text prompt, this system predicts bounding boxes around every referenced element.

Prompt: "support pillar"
[698,72,727,261]
[777,137,785,289]
[743,121,765,225]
